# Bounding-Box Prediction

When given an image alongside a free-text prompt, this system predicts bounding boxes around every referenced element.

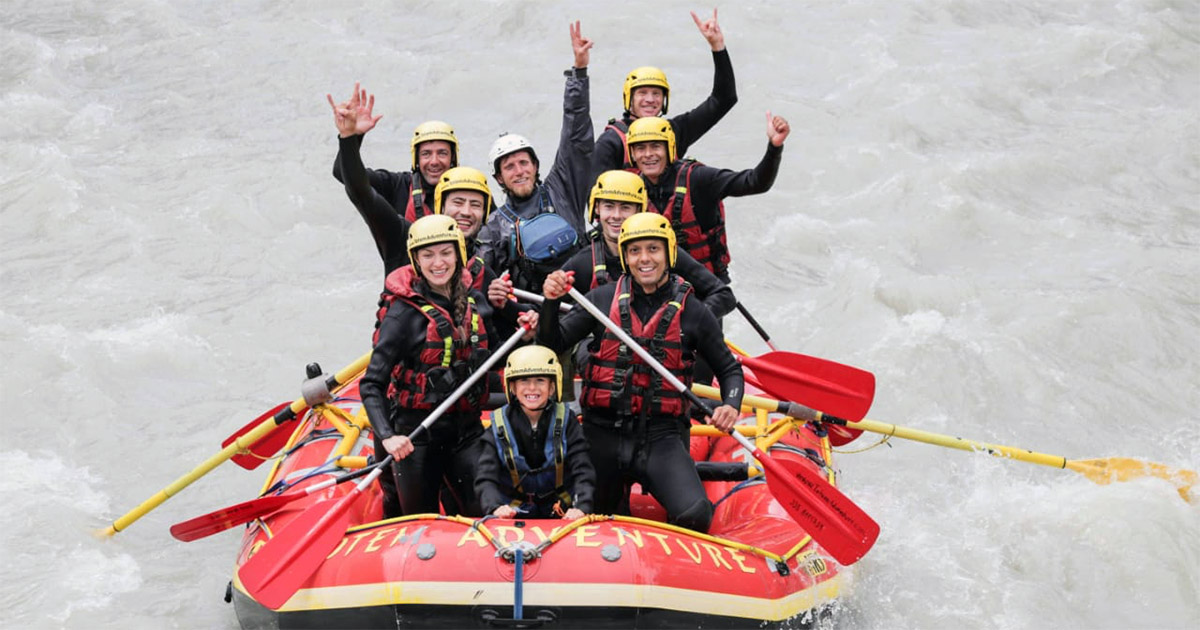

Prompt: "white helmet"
[488,133,539,177]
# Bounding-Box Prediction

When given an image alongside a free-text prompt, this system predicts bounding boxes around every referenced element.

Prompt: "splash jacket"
[476,403,595,517]
[593,49,737,179]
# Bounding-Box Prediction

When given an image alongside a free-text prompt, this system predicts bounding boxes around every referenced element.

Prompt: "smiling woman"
[359,215,532,521]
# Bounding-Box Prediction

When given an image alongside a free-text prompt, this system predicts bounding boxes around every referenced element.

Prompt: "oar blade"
[738,352,874,444]
[1067,458,1198,501]
[237,494,356,610]
[222,402,297,470]
[170,493,299,542]
[762,456,879,565]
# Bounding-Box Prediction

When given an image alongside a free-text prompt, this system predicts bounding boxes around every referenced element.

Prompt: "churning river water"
[2,1,1197,628]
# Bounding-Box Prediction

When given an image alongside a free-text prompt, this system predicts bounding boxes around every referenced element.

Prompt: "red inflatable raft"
[228,376,850,629]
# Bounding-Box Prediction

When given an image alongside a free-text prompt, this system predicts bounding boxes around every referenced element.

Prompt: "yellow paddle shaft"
[97,352,371,537]
[694,383,1196,501]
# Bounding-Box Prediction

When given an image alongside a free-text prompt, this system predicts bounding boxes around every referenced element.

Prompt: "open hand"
[326,82,382,138]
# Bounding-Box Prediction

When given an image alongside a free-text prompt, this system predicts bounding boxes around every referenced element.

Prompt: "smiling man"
[536,213,744,534]
[626,113,790,284]
[328,83,458,222]
[476,20,596,278]
[561,170,734,318]
[592,9,737,181]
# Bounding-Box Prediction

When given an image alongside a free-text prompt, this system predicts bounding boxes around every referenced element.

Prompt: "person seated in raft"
[592,8,737,181]
[477,20,595,278]
[536,213,743,534]
[328,86,503,292]
[475,345,594,520]
[626,112,790,284]
[360,215,537,520]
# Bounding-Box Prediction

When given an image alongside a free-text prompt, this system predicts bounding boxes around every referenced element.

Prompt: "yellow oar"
[96,352,371,537]
[692,384,1197,502]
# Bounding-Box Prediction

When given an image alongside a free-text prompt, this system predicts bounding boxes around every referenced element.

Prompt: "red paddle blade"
[760,454,879,565]
[737,352,874,437]
[170,492,300,542]
[237,491,359,610]
[222,402,297,470]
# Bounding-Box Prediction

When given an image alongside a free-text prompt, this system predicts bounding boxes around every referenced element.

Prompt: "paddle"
[692,384,1199,503]
[170,459,388,542]
[564,287,879,565]
[238,322,532,610]
[734,301,779,352]
[735,352,875,421]
[222,401,299,470]
[96,352,372,538]
[512,286,572,313]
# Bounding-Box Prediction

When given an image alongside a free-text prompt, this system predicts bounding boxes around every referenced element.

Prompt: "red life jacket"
[582,274,695,418]
[404,176,436,223]
[373,265,488,412]
[649,160,731,278]
[604,119,634,170]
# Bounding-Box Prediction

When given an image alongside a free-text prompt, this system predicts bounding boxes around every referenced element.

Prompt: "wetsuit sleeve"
[669,49,738,158]
[544,69,595,239]
[559,246,596,291]
[690,143,783,231]
[675,249,736,318]
[333,134,408,202]
[536,284,615,354]
[684,296,744,410]
[563,410,595,513]
[339,135,412,273]
[360,302,426,441]
[591,124,626,182]
[474,427,510,515]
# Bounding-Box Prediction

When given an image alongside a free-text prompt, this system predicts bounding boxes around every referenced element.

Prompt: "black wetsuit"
[644,143,783,284]
[592,49,738,179]
[333,134,436,220]
[361,283,520,519]
[475,404,595,517]
[536,276,744,533]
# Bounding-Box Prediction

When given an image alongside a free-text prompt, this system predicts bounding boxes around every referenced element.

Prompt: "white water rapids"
[2,1,1197,628]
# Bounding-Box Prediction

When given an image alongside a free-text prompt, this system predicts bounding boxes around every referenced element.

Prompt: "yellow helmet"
[617,213,677,271]
[434,166,493,222]
[410,120,459,171]
[623,66,670,116]
[588,170,647,223]
[626,117,677,163]
[503,345,562,403]
[407,214,467,269]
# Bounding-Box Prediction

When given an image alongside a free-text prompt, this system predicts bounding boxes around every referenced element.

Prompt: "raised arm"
[545,21,596,239]
[668,10,738,156]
